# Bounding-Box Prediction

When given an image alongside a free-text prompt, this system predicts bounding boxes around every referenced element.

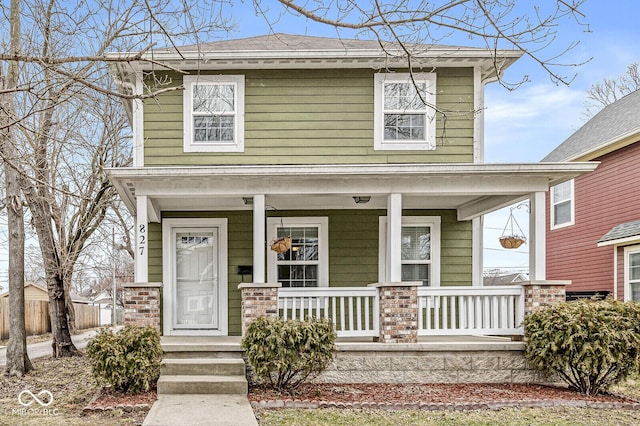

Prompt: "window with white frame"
[626,247,640,302]
[379,216,441,286]
[183,75,244,152]
[374,73,436,151]
[267,217,328,287]
[550,179,574,229]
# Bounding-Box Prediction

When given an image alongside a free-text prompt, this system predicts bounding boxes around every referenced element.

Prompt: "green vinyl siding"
[152,209,471,335]
[143,68,474,166]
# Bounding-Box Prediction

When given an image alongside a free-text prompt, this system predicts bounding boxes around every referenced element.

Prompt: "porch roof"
[107,162,597,222]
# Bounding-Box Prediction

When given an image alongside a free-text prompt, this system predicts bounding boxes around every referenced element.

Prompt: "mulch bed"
[248,383,640,411]
[83,389,157,413]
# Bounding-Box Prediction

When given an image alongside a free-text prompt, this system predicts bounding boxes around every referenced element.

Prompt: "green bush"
[241,317,337,393]
[86,325,163,394]
[523,298,640,395]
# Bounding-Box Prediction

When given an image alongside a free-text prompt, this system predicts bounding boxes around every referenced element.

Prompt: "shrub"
[241,317,337,393]
[523,298,640,395]
[86,325,163,394]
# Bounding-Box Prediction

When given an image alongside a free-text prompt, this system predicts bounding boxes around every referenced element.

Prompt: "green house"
[107,34,595,338]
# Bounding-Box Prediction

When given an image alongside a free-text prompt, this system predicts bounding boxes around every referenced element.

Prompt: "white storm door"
[174,228,218,329]
[164,218,228,335]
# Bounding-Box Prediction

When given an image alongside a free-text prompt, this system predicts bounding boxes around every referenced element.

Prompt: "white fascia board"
[457,194,530,221]
[104,49,522,73]
[562,128,640,162]
[597,235,640,247]
[107,162,597,178]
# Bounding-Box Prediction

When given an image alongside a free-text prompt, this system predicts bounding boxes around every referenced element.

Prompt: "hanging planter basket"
[270,236,292,253]
[499,205,527,250]
[499,236,526,249]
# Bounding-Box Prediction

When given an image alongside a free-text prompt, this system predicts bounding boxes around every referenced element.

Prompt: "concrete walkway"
[0,328,100,366]
[143,394,258,426]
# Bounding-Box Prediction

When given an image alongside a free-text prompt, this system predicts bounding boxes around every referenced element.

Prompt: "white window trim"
[373,72,437,151]
[183,75,245,153]
[550,179,575,230]
[267,217,329,287]
[378,216,441,286]
[624,245,640,302]
[162,218,228,336]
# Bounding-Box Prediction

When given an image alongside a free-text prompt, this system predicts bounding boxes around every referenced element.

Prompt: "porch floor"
[160,335,524,352]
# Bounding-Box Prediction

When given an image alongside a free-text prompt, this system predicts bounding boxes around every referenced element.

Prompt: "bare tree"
[1,0,32,376]
[584,62,640,118]
[268,0,590,88]
[0,0,591,364]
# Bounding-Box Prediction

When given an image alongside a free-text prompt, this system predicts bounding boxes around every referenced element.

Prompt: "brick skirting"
[123,282,162,331]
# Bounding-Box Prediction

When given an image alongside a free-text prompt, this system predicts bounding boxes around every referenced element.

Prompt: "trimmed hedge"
[86,326,162,394]
[523,298,640,395]
[241,317,336,393]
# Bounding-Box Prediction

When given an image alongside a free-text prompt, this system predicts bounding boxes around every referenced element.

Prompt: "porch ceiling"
[106,163,598,222]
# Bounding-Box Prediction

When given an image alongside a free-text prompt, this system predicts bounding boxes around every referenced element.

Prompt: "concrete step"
[161,358,245,376]
[157,375,248,395]
[161,337,244,360]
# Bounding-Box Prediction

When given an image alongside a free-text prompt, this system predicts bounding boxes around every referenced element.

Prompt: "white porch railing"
[278,287,379,337]
[417,286,524,336]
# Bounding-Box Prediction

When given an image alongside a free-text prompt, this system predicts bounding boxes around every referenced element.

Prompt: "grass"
[0,354,148,425]
[256,407,640,426]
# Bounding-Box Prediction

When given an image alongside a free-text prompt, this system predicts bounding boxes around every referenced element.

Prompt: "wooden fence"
[0,299,100,340]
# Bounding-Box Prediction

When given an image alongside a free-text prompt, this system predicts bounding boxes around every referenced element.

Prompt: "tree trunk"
[2,0,33,376]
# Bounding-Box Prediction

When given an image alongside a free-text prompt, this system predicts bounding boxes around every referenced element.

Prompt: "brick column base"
[238,283,281,336]
[522,280,569,317]
[123,282,162,331]
[369,282,420,343]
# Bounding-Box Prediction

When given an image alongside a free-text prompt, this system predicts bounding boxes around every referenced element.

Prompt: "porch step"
[161,358,246,376]
[157,375,248,395]
[161,336,244,359]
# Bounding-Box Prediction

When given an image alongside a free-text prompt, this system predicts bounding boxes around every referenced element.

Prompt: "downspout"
[613,246,618,299]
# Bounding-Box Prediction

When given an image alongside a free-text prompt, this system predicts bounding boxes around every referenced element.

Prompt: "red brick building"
[543,90,640,301]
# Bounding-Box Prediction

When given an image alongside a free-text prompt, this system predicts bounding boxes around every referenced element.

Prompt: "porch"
[109,163,594,338]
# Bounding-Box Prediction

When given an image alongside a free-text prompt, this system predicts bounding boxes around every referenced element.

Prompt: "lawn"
[255,407,640,426]
[0,354,149,425]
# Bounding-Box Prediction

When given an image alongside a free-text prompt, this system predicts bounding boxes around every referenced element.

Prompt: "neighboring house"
[483,273,528,286]
[543,89,640,301]
[107,34,595,338]
[0,282,89,304]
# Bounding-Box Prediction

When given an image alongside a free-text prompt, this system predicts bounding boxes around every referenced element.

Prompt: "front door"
[163,219,228,335]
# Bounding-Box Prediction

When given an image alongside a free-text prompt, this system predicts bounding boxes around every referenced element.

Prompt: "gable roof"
[483,273,528,286]
[543,89,640,162]
[108,33,522,81]
[597,219,640,247]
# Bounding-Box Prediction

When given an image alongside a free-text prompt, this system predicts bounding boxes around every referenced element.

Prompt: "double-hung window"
[626,247,640,302]
[267,217,328,287]
[379,216,441,286]
[183,75,244,152]
[550,179,574,229]
[374,73,436,150]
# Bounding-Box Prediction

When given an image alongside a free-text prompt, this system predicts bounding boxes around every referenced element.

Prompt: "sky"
[1,1,639,290]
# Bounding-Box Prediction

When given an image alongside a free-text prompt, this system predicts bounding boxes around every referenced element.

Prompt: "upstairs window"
[374,73,436,151]
[183,75,244,152]
[550,179,574,229]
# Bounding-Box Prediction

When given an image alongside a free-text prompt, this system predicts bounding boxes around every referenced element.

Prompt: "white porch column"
[529,191,546,281]
[135,195,149,283]
[472,216,483,286]
[387,193,403,282]
[253,194,266,284]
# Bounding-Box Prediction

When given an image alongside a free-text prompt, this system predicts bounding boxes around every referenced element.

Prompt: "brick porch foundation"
[123,282,162,331]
